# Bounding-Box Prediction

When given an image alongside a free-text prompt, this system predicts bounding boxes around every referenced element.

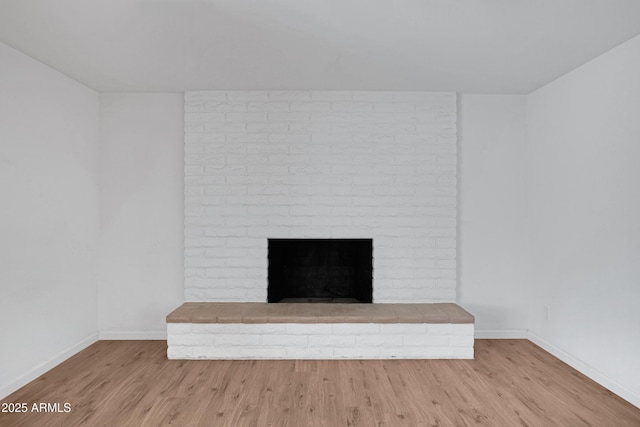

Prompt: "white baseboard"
[528,331,640,409]
[474,329,528,339]
[0,332,99,400]
[99,331,167,340]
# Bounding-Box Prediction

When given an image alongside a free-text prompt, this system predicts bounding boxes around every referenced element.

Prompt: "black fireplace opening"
[268,238,373,303]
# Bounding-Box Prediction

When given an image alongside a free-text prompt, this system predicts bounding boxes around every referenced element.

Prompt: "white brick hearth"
[184,90,458,303]
[166,303,474,360]
[168,323,474,360]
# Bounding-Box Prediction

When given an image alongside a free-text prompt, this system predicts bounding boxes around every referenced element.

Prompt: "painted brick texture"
[184,91,457,302]
[167,323,474,360]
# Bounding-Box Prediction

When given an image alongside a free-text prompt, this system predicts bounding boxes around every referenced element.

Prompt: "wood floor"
[1,340,639,426]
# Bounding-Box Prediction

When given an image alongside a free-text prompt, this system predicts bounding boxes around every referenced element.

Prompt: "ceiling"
[1,0,640,94]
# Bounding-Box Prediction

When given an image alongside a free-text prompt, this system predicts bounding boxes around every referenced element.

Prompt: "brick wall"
[184,91,457,302]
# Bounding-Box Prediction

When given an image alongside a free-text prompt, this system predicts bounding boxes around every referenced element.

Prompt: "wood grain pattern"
[1,340,638,426]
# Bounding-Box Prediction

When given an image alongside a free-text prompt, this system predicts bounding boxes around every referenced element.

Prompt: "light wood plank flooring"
[1,340,638,426]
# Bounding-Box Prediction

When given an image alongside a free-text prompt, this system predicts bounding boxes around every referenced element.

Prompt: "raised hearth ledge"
[166,302,474,324]
[166,303,475,360]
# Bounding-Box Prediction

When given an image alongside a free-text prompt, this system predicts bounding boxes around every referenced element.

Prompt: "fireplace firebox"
[268,239,373,303]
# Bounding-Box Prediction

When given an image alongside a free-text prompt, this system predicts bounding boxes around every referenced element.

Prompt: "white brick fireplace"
[183,91,458,303]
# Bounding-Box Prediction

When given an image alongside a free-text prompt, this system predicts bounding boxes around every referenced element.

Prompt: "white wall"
[98,93,184,338]
[458,95,529,337]
[0,42,100,397]
[183,91,458,303]
[527,34,640,407]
